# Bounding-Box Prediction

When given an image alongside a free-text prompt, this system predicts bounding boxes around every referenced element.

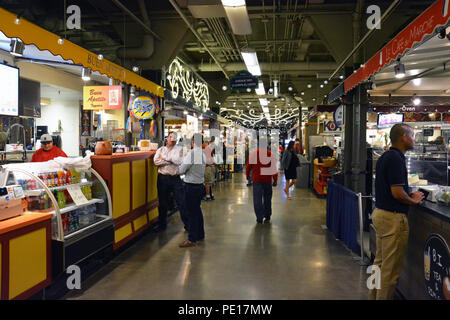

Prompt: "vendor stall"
[327,0,449,300]
[91,151,158,250]
[1,160,114,275]
[0,212,52,300]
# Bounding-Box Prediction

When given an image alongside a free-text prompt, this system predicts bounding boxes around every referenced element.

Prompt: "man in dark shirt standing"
[369,124,424,300]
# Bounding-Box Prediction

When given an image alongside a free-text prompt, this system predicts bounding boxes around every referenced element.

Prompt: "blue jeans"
[252,182,273,221]
[157,174,188,228]
[184,183,205,242]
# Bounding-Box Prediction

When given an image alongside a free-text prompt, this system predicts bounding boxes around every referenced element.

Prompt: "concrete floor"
[64,174,369,300]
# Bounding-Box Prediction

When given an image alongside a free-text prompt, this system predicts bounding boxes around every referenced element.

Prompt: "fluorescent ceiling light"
[247,65,261,76]
[241,49,261,76]
[222,0,246,6]
[222,1,252,35]
[259,98,269,106]
[255,81,265,95]
[412,78,422,86]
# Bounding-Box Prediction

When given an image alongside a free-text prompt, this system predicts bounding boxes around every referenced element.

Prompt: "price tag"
[66,185,89,206]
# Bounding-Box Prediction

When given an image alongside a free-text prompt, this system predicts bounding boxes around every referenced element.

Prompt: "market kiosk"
[91,151,158,250]
[0,158,113,299]
[327,0,449,299]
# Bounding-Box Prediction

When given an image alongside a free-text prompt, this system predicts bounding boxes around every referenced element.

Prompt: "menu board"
[377,113,404,128]
[0,63,19,116]
[424,234,450,300]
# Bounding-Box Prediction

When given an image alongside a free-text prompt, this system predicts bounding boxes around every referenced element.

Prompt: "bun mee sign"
[83,85,122,110]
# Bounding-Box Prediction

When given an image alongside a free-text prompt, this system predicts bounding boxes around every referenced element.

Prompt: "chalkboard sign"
[424,234,450,300]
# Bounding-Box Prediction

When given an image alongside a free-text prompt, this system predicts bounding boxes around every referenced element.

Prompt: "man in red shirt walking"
[246,137,278,224]
[31,134,68,162]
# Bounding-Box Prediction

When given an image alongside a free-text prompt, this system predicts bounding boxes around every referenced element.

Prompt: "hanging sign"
[167,58,209,111]
[83,85,122,110]
[131,96,156,120]
[333,105,344,128]
[371,105,450,113]
[424,234,450,300]
[324,120,341,132]
[229,70,258,90]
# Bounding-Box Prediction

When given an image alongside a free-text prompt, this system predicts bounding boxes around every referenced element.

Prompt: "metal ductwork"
[195,62,338,73]
[116,0,154,60]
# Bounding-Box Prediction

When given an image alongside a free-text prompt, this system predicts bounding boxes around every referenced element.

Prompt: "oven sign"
[424,234,450,300]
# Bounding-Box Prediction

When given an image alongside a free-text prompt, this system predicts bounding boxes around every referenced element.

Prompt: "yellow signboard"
[83,85,122,110]
[0,7,164,97]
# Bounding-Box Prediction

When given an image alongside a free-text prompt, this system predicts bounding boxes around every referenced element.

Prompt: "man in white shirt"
[154,132,188,232]
[178,133,206,247]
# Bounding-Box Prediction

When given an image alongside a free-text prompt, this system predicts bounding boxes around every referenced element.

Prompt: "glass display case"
[0,161,114,275]
[406,125,449,187]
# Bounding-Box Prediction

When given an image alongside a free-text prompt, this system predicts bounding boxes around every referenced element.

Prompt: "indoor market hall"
[0,0,449,303]
[63,174,369,300]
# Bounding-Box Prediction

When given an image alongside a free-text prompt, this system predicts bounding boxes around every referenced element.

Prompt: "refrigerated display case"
[0,161,114,276]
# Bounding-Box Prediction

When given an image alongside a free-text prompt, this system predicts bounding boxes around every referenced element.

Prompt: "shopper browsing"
[31,134,67,162]
[281,141,300,200]
[178,133,206,247]
[369,124,424,300]
[153,132,189,232]
[246,136,278,224]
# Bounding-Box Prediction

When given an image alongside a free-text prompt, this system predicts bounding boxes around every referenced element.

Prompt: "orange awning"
[0,7,164,98]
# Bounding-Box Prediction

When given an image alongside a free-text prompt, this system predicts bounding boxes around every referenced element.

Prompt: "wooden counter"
[0,212,52,300]
[91,151,159,250]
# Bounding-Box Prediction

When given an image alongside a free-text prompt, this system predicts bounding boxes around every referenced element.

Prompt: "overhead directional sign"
[229,70,258,91]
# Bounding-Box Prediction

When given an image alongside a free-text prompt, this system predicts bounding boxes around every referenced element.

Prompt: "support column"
[351,84,368,194]
[343,91,354,189]
[298,106,303,153]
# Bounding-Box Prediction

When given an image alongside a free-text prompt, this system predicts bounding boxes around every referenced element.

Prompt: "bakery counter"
[0,212,52,300]
[91,151,159,250]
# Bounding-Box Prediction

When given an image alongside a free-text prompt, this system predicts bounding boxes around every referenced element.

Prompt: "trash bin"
[296,155,310,188]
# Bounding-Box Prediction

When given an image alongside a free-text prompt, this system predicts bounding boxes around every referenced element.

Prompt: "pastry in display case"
[0,160,114,276]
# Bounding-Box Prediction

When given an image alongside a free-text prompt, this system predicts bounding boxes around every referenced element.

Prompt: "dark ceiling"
[0,0,437,129]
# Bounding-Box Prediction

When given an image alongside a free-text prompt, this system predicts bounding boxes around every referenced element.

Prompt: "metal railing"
[354,193,373,266]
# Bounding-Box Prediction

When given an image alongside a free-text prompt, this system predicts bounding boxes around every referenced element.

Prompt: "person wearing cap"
[153,132,188,232]
[31,134,67,162]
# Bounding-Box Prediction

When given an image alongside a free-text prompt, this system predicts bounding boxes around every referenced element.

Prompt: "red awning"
[344,0,450,93]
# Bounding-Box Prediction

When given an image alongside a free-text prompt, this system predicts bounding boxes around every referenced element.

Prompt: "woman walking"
[281,141,300,200]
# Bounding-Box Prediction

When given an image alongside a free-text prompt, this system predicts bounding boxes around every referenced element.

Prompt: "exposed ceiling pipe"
[204,19,232,62]
[328,0,402,80]
[111,0,161,41]
[353,0,364,64]
[117,0,154,60]
[196,62,337,72]
[168,0,229,79]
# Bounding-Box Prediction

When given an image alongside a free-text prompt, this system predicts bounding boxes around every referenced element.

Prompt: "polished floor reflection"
[64,174,369,300]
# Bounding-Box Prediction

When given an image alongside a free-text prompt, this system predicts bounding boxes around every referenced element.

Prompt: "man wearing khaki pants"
[369,124,424,300]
